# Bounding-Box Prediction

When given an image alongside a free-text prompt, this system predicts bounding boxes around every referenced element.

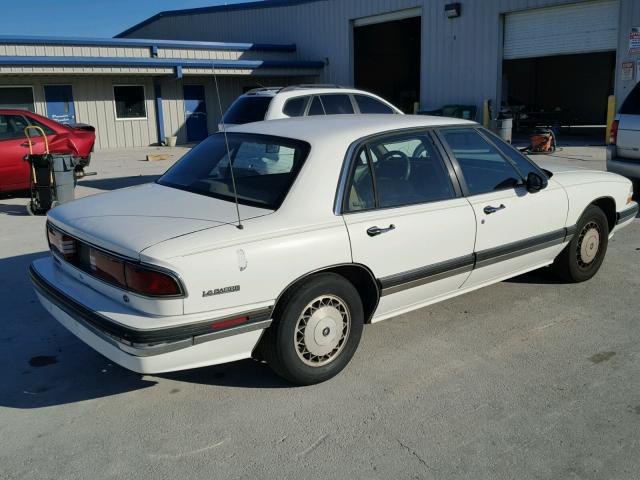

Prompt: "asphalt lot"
[1,144,638,480]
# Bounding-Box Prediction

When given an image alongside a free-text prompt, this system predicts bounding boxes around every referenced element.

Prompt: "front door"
[44,85,76,124]
[183,85,208,142]
[0,113,36,191]
[341,129,477,322]
[436,127,569,288]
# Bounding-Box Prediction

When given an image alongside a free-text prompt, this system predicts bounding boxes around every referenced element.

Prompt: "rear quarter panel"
[142,215,352,315]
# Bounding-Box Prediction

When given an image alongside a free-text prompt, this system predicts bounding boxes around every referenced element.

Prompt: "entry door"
[183,85,208,142]
[44,85,76,124]
[437,127,568,288]
[341,130,476,321]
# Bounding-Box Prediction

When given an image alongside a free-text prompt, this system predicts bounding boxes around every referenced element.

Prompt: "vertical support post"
[154,83,166,146]
[482,99,491,129]
[605,95,616,145]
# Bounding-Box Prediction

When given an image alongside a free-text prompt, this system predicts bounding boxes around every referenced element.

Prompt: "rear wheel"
[552,205,609,282]
[258,273,363,385]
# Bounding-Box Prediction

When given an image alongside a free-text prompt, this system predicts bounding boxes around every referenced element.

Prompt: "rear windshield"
[158,133,310,210]
[620,83,640,115]
[222,96,272,124]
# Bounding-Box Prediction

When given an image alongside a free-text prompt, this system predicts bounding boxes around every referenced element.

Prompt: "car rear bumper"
[29,257,272,374]
[607,148,640,181]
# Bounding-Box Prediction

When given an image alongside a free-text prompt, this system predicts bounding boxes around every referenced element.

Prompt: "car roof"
[242,86,387,99]
[227,114,477,143]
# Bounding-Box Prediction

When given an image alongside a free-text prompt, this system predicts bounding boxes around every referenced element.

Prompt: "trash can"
[493,117,513,143]
[165,136,177,147]
[51,155,77,205]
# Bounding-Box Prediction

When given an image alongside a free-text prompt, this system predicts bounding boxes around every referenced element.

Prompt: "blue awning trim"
[0,35,296,52]
[0,56,324,70]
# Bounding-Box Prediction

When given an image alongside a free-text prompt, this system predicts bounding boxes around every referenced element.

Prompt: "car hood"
[47,182,272,259]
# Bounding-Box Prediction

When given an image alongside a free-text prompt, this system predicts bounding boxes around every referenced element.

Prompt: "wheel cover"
[294,295,350,367]
[577,221,601,267]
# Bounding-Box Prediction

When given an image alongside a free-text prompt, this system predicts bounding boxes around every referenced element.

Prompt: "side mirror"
[526,172,548,193]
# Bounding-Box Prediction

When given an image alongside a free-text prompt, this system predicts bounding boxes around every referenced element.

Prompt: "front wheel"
[552,205,609,282]
[258,273,364,385]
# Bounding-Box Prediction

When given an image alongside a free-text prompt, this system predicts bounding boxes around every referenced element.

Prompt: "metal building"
[0,36,322,149]
[119,0,640,134]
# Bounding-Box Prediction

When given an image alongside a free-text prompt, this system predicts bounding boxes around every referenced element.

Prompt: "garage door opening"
[502,51,616,141]
[501,0,618,144]
[353,14,420,114]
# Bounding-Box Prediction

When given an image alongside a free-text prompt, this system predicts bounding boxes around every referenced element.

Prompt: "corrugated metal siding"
[504,0,619,59]
[124,0,637,113]
[0,75,157,149]
[0,44,149,58]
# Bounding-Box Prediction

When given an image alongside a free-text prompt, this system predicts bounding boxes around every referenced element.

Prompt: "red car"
[0,109,95,193]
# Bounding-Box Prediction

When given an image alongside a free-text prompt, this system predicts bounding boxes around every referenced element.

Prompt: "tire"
[552,205,609,283]
[258,273,364,385]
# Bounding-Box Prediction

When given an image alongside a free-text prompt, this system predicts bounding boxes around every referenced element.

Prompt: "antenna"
[212,61,243,230]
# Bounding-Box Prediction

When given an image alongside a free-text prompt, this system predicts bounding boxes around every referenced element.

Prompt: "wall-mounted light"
[445,2,461,18]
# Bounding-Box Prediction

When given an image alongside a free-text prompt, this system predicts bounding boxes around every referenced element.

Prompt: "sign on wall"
[630,27,640,54]
[622,61,634,81]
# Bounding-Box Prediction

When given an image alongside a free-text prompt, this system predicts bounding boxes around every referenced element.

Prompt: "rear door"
[0,114,34,191]
[617,83,640,160]
[341,129,476,321]
[437,127,568,288]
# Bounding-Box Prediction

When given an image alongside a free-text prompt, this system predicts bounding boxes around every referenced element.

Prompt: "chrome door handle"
[367,224,395,237]
[483,204,506,214]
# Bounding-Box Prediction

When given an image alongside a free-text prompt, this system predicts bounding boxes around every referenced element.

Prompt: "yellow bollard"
[605,95,616,145]
[482,100,491,129]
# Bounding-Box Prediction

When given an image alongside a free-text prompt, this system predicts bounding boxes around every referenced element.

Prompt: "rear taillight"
[48,224,182,297]
[124,263,182,297]
[48,226,76,259]
[89,248,126,285]
[610,119,619,145]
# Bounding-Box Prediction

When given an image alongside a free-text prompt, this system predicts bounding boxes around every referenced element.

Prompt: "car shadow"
[503,267,568,285]
[0,251,291,409]
[0,203,30,216]
[159,359,291,389]
[77,174,161,191]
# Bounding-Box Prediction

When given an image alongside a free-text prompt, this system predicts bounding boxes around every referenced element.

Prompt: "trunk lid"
[47,182,272,259]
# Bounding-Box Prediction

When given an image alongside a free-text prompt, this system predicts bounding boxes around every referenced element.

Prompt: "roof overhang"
[0,34,296,52]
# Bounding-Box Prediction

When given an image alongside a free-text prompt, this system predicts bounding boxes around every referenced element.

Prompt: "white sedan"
[30,115,638,385]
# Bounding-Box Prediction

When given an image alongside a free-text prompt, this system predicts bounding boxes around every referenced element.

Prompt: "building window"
[0,86,35,112]
[113,85,146,119]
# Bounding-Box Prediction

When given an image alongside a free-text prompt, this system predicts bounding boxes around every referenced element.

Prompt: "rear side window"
[440,128,522,196]
[282,96,309,117]
[308,95,354,116]
[26,117,56,136]
[354,95,394,114]
[308,96,325,116]
[620,83,640,115]
[321,94,354,114]
[222,96,272,124]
